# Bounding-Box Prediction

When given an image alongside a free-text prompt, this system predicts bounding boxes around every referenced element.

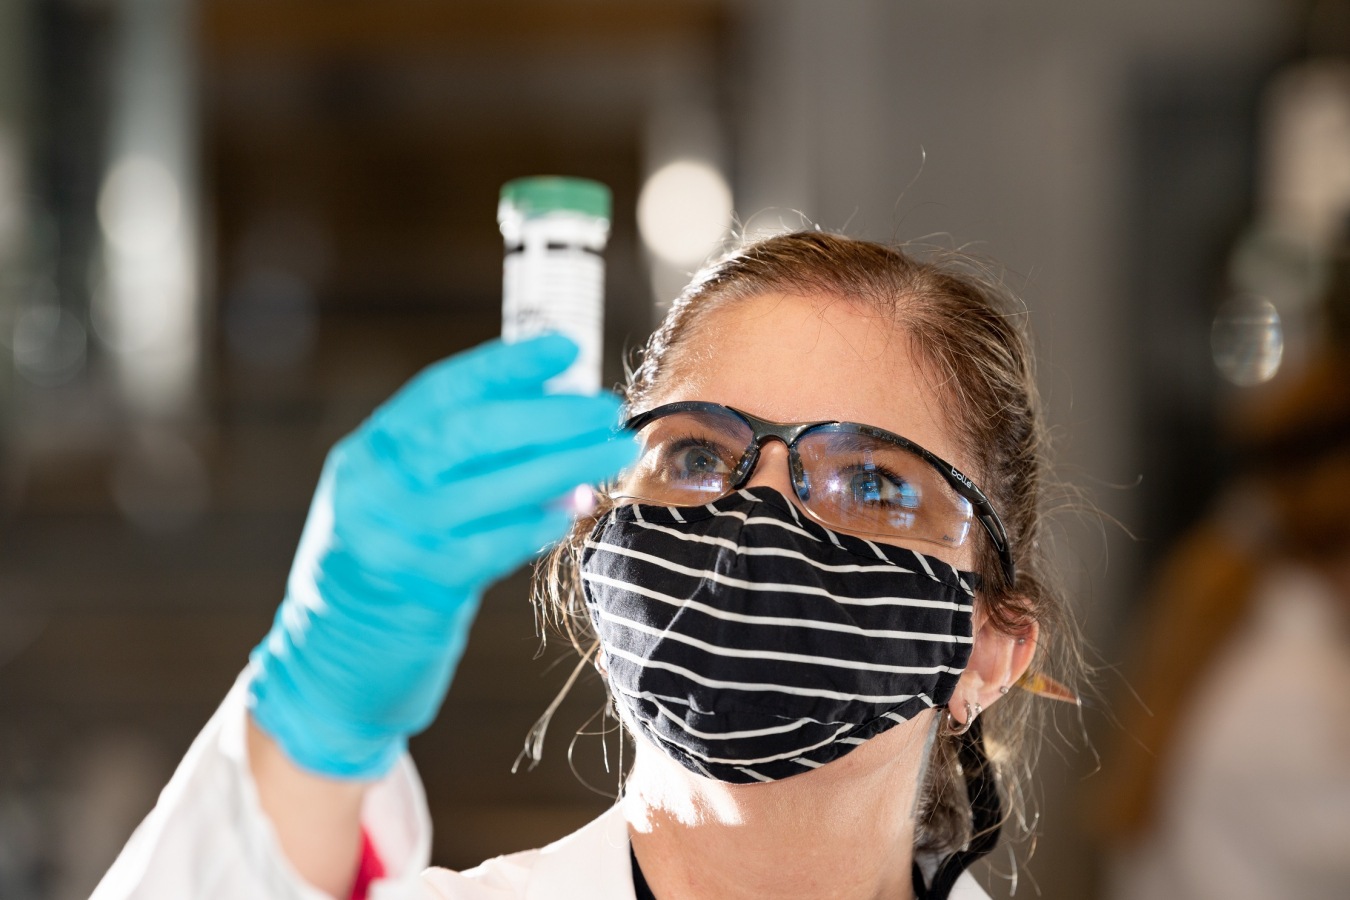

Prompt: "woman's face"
[622,292,981,827]
[647,291,978,574]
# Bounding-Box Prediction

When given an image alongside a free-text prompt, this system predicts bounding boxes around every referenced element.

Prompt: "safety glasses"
[616,401,1015,588]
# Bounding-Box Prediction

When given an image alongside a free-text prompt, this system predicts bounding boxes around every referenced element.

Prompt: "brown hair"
[533,231,1082,858]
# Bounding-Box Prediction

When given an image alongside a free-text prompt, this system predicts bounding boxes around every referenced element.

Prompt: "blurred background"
[1,1,1348,898]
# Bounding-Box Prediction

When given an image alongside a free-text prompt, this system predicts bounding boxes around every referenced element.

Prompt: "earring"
[999,685,1010,695]
[945,700,982,736]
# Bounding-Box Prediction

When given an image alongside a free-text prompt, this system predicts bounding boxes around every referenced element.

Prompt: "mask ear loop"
[911,716,1002,900]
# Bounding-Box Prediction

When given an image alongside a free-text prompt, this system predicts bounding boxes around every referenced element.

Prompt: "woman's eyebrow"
[813,432,860,453]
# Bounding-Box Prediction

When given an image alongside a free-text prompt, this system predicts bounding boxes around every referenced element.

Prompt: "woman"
[94,233,1078,900]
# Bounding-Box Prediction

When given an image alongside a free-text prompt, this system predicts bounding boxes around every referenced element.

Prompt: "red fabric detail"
[348,829,386,900]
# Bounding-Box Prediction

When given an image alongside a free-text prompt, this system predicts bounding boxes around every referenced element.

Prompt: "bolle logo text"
[951,467,973,489]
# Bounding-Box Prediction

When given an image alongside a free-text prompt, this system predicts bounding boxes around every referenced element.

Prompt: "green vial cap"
[499,176,611,221]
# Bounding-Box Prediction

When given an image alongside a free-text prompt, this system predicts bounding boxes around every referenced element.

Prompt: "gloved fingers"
[372,335,578,429]
[425,505,576,588]
[306,564,475,652]
[333,504,575,593]
[338,425,629,533]
[369,392,627,484]
[340,410,635,531]
[442,435,637,531]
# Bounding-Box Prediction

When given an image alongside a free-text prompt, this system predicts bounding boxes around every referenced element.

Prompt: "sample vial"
[499,176,611,394]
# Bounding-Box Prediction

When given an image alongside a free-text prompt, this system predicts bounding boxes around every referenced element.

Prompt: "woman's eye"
[845,468,920,508]
[675,446,732,478]
[644,436,736,488]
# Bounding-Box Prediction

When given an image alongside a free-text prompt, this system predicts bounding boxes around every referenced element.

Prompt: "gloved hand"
[247,334,636,779]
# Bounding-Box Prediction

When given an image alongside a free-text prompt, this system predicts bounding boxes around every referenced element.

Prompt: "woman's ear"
[947,606,1039,724]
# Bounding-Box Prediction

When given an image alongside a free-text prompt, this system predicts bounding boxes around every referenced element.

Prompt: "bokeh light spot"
[1211,295,1284,386]
[97,155,181,255]
[637,159,732,267]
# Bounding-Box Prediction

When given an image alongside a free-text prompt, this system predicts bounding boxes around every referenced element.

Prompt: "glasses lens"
[615,407,754,504]
[794,429,973,548]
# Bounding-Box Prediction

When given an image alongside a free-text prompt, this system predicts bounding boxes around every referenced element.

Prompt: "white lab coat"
[92,673,990,900]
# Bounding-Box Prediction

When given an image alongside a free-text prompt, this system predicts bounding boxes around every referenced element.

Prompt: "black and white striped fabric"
[581,485,977,784]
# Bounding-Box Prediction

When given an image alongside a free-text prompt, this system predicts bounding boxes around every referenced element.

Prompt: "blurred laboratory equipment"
[1099,137,1350,893]
[1099,9,1350,883]
[1099,350,1350,899]
[499,177,611,395]
[94,0,199,419]
[1221,56,1350,383]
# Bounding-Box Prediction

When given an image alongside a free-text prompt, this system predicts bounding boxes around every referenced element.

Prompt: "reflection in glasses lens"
[795,430,972,548]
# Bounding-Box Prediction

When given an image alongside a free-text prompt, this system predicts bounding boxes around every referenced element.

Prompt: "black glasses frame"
[623,400,1016,588]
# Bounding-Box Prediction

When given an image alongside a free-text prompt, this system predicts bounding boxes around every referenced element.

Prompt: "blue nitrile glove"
[247,335,636,779]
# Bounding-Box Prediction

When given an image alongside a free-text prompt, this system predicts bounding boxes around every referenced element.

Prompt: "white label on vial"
[502,245,604,394]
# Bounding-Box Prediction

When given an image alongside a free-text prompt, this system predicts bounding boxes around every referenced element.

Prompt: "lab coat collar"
[525,804,633,900]
[518,802,989,900]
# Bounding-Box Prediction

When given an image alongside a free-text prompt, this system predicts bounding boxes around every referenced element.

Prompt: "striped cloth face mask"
[581,485,978,784]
